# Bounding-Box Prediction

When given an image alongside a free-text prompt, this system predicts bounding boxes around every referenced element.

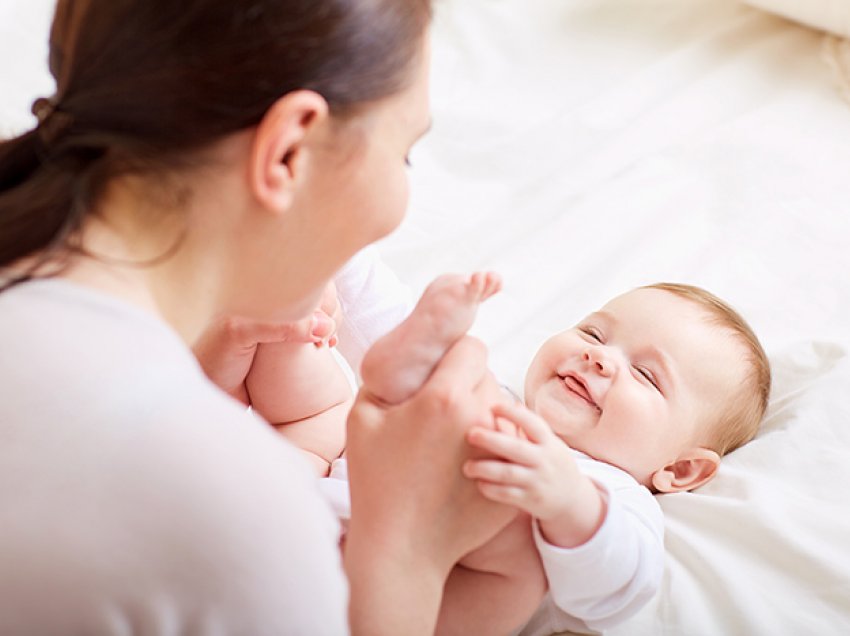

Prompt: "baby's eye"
[404,155,412,167]
[579,326,603,342]
[634,365,661,392]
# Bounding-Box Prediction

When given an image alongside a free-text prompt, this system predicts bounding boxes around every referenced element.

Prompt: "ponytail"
[0,123,100,288]
[1,0,433,290]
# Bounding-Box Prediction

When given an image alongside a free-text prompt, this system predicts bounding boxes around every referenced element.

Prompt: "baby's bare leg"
[437,513,547,636]
[247,341,353,475]
[360,272,501,405]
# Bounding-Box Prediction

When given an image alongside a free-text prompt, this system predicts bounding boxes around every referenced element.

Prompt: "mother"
[0,1,513,633]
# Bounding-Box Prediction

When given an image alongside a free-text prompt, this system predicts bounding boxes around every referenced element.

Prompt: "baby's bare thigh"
[459,512,544,580]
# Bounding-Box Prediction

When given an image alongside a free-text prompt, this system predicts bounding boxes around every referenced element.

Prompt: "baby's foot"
[361,272,502,405]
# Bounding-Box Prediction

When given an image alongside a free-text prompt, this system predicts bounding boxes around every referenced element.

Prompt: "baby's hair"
[642,282,771,455]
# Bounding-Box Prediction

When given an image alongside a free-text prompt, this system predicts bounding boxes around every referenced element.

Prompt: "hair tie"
[31,96,74,147]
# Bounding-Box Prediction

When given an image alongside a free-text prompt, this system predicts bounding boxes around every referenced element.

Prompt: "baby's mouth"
[561,374,601,412]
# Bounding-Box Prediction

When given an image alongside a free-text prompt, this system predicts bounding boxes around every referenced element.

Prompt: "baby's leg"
[360,272,501,405]
[247,341,353,475]
[437,513,547,635]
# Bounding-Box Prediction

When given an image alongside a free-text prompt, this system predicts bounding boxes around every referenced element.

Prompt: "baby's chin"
[532,399,593,448]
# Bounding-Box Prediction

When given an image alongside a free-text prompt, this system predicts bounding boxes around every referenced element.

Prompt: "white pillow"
[744,0,850,38]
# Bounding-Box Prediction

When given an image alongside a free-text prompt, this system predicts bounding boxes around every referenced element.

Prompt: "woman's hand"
[192,310,335,405]
[343,336,518,635]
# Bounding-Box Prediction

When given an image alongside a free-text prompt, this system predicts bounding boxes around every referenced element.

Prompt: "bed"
[3,0,849,634]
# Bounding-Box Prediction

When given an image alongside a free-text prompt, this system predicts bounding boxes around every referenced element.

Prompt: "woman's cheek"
[376,170,410,239]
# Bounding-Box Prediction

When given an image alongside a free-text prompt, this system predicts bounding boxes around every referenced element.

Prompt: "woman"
[0,1,514,633]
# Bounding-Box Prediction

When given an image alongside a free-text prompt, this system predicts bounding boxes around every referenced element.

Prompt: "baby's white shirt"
[519,452,664,635]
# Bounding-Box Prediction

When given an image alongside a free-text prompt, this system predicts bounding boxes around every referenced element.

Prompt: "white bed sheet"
[3,0,849,634]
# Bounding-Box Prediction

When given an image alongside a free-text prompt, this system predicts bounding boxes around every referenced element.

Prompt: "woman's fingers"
[255,312,334,344]
[208,312,331,349]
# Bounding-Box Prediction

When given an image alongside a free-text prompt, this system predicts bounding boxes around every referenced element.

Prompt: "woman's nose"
[583,347,614,377]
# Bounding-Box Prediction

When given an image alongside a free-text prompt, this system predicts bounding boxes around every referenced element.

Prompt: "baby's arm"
[466,402,664,631]
[464,401,606,547]
[246,284,353,475]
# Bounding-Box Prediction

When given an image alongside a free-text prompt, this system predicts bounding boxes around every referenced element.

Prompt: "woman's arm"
[344,336,518,635]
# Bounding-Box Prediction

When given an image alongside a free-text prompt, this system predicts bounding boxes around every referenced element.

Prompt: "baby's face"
[524,288,746,487]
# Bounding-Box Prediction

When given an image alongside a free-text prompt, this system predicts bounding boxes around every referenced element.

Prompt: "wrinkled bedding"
[746,0,850,38]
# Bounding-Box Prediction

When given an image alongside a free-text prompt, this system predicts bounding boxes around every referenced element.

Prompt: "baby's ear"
[651,448,720,493]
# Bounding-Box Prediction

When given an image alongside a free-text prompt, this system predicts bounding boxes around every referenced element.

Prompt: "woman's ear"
[248,90,329,214]
[651,448,720,493]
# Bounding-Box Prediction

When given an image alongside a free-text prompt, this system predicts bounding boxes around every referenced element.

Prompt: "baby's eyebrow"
[587,310,677,392]
[586,310,615,325]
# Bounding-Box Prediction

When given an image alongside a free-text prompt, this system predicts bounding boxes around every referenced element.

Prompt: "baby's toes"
[481,272,502,300]
[468,271,501,302]
[467,272,488,300]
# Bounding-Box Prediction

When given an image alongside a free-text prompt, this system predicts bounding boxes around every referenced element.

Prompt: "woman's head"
[0,0,432,319]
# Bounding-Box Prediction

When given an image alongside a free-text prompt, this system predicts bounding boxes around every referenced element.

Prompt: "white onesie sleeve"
[333,245,414,377]
[520,454,664,635]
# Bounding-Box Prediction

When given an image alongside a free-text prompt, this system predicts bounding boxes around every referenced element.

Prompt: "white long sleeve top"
[0,279,348,635]
[333,244,414,378]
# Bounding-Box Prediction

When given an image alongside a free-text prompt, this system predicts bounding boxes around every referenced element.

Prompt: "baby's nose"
[582,348,616,377]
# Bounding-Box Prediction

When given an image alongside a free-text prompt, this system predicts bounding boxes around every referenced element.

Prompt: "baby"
[438,280,771,635]
[245,274,770,635]
[246,272,503,476]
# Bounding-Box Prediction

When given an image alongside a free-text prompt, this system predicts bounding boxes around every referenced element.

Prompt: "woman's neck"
[58,177,222,345]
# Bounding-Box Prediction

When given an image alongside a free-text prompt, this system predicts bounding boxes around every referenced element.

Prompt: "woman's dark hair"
[0,0,432,288]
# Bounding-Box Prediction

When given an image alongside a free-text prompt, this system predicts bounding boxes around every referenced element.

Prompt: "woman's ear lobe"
[651,448,720,493]
[248,90,329,214]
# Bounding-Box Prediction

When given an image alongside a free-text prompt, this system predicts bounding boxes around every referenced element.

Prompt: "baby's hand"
[463,402,586,522]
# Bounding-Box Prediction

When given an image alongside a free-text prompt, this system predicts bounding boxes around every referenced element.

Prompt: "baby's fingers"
[491,402,553,445]
[463,459,532,487]
[474,482,528,508]
[467,426,538,466]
